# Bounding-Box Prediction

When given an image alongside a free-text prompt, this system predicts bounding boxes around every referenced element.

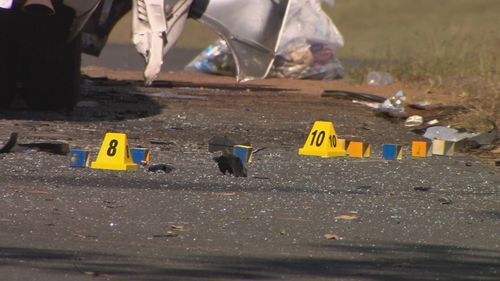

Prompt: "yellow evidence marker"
[411,141,432,158]
[347,141,371,158]
[337,139,350,155]
[432,139,455,156]
[299,121,346,158]
[91,133,138,171]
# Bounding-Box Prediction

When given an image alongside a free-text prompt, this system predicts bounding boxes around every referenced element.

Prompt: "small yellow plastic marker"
[432,139,455,156]
[299,121,346,158]
[91,133,138,171]
[347,141,371,158]
[412,141,432,158]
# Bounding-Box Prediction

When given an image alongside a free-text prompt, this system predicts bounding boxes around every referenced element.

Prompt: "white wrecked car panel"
[132,0,290,84]
[133,0,192,85]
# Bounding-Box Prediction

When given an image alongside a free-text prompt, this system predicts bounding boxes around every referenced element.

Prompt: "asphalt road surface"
[0,45,498,281]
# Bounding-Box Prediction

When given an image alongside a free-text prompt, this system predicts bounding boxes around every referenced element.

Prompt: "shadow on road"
[0,78,163,122]
[1,242,498,280]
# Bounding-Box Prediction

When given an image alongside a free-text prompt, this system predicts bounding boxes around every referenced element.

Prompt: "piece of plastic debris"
[423,126,479,142]
[186,0,344,80]
[366,71,394,86]
[378,90,406,116]
[405,115,424,127]
[147,164,174,174]
[427,119,439,125]
[90,133,138,171]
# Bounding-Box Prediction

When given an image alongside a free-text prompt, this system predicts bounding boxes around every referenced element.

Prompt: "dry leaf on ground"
[335,215,359,221]
[323,234,341,240]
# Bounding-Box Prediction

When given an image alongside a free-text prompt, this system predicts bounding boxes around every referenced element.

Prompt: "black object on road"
[0,133,18,154]
[0,132,69,155]
[148,164,174,174]
[213,155,247,177]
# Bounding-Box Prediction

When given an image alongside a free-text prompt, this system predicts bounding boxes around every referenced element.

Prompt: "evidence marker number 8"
[106,139,131,158]
[309,130,337,148]
[107,139,119,156]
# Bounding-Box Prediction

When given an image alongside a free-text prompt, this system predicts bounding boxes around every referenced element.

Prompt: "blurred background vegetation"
[108,0,499,128]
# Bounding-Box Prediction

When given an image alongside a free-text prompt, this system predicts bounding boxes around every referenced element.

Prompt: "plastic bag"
[185,0,344,80]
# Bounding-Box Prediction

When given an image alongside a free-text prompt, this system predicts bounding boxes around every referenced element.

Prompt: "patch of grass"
[327,0,499,130]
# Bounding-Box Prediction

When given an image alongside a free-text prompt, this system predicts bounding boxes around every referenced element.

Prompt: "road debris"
[171,225,187,231]
[0,132,69,155]
[186,0,344,80]
[351,90,407,117]
[438,197,453,205]
[366,71,394,86]
[457,122,499,152]
[209,136,251,177]
[147,164,174,174]
[213,155,247,177]
[423,126,478,142]
[335,215,359,221]
[153,231,178,238]
[405,115,424,127]
[217,192,237,197]
[208,136,235,155]
[323,234,341,240]
[414,186,432,192]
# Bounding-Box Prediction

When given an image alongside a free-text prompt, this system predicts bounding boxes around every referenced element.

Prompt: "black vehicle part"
[18,4,81,111]
[0,8,17,108]
[82,0,132,56]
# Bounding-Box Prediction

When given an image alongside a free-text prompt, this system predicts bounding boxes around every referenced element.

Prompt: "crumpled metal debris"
[423,126,479,142]
[0,133,69,155]
[378,90,406,116]
[133,0,192,85]
[186,0,344,81]
[352,90,407,117]
[456,122,499,151]
[133,0,290,84]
